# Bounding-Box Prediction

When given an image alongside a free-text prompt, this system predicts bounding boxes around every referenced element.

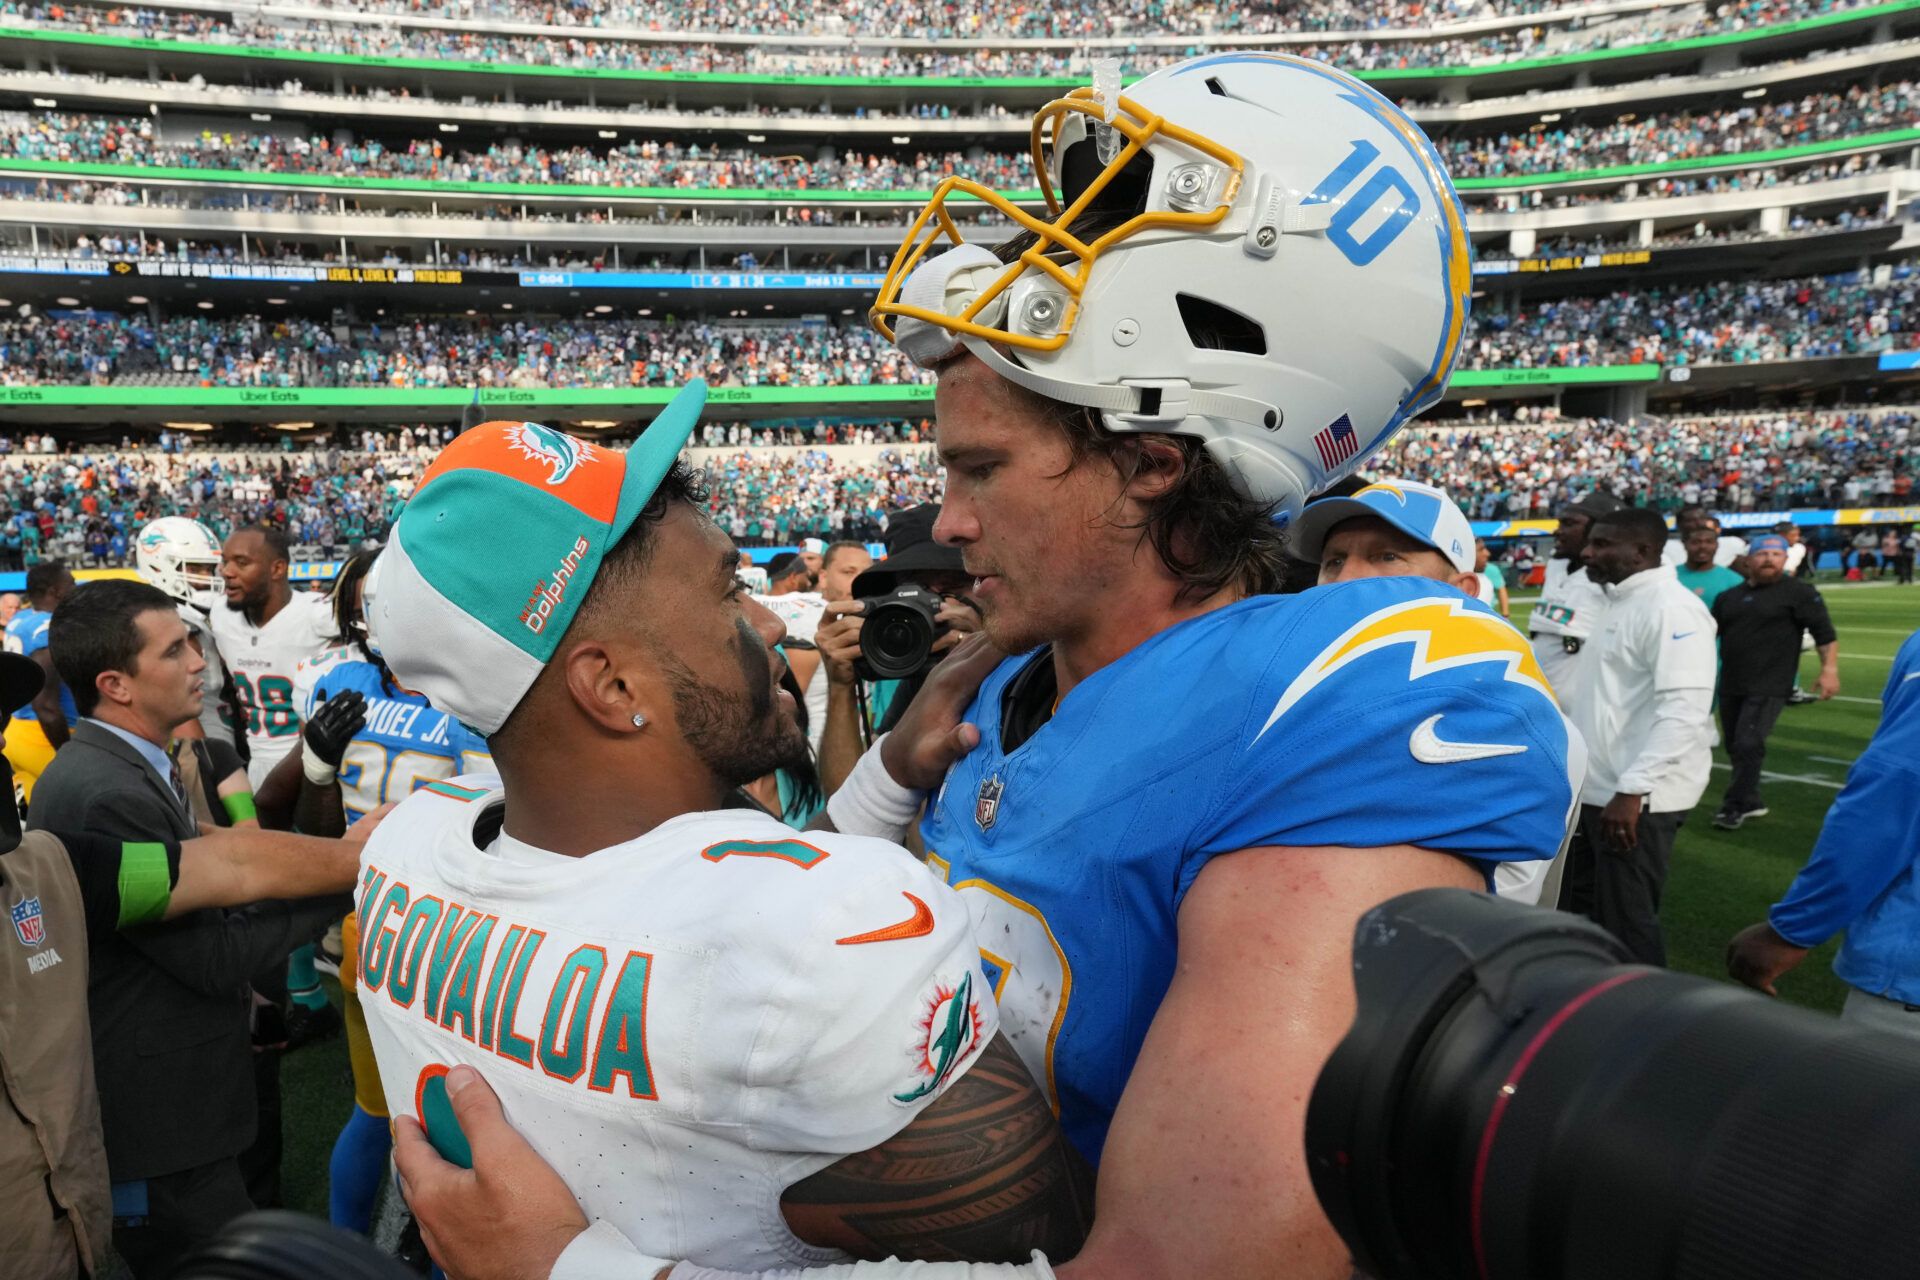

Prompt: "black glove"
[302,689,368,771]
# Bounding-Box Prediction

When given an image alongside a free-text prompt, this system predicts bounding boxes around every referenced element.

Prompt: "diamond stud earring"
[631,714,647,730]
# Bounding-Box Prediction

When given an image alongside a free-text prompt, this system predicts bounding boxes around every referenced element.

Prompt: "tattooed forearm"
[780,1034,1095,1264]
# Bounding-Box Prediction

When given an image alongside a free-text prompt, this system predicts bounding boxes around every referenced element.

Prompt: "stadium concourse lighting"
[1539,112,1562,123]
[439,123,459,133]
[0,300,10,308]
[637,308,651,316]
[501,302,514,310]
[891,135,912,144]
[251,112,272,122]
[127,295,148,304]
[746,134,767,143]
[196,301,214,310]
[163,422,214,432]
[1743,87,1768,98]
[593,304,613,313]
[266,297,288,305]
[575,420,619,428]
[598,130,617,139]
[55,297,78,306]
[271,422,315,432]
[30,97,55,108]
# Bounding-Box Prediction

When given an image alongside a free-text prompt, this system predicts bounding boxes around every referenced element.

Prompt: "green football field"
[271,580,1918,1219]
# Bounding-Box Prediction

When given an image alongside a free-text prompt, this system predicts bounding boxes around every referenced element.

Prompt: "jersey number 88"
[233,673,300,738]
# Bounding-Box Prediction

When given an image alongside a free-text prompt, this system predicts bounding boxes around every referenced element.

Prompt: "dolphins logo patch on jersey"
[1255,595,1553,743]
[894,970,985,1105]
[508,423,593,486]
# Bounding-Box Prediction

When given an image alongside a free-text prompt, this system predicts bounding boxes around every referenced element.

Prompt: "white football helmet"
[136,517,223,606]
[869,52,1471,524]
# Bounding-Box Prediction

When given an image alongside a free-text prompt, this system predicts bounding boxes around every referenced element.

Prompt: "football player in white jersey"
[360,395,1089,1273]
[207,524,339,788]
[135,517,242,748]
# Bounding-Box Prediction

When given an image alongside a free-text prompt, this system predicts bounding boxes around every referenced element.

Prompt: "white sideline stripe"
[1710,762,1842,791]
[1837,627,1920,635]
[1810,755,1858,766]
[1840,653,1895,663]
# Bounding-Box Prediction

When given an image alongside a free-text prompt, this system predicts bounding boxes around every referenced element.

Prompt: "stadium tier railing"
[3,0,1914,92]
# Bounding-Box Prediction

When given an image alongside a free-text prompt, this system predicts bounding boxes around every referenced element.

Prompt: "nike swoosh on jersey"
[1671,631,1697,640]
[835,891,935,946]
[1408,714,1529,765]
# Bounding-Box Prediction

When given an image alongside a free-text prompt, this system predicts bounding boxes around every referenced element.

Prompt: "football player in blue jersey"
[259,549,493,1238]
[392,54,1583,1280]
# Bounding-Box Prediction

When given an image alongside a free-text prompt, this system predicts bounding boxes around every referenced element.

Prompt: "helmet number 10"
[1304,139,1422,268]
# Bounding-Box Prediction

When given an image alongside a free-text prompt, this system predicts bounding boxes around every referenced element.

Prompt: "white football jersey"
[751,591,826,645]
[355,781,997,1269]
[207,591,339,786]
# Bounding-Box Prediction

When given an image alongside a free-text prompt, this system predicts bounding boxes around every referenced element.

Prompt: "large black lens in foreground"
[172,1210,421,1279]
[1306,890,1920,1280]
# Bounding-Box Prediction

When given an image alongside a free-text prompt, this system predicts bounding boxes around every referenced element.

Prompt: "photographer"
[814,505,981,795]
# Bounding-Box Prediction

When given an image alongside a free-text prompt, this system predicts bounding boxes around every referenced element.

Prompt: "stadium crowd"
[1381,407,1920,515]
[2,205,1892,281]
[0,112,1033,193]
[2,0,1881,77]
[5,85,1912,193]
[2,263,1913,389]
[1470,263,1919,367]
[0,315,933,389]
[0,406,1910,570]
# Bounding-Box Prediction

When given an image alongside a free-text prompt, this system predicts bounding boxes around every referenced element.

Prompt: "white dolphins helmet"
[869,52,1471,525]
[136,517,223,606]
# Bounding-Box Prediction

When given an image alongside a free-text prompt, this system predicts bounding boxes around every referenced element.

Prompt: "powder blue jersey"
[308,659,493,820]
[4,608,76,724]
[920,577,1581,1166]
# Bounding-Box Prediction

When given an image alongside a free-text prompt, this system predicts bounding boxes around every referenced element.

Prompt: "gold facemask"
[868,86,1246,355]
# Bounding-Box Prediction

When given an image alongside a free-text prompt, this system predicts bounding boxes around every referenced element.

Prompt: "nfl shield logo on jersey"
[975,776,1003,831]
[11,896,46,948]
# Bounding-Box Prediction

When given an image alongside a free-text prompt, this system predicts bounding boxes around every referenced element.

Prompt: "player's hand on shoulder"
[880,631,1003,791]
[344,802,397,842]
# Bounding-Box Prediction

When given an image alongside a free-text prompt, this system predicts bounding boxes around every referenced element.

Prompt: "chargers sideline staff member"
[3,562,78,800]
[361,394,1092,1272]
[136,517,240,748]
[395,53,1581,1280]
[1287,478,1572,905]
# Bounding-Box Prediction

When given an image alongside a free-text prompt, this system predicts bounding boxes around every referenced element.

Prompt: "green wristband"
[222,792,258,824]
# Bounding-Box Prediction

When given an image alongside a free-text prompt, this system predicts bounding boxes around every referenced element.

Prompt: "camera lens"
[854,586,943,682]
[1307,890,1920,1280]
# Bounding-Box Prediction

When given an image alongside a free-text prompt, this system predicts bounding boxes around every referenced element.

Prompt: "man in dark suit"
[28,580,348,1277]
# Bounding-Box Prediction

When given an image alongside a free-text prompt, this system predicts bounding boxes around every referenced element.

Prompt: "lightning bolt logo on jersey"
[305,660,493,819]
[919,575,1581,1167]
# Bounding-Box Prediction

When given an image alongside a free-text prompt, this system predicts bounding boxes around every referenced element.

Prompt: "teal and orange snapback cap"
[367,380,707,734]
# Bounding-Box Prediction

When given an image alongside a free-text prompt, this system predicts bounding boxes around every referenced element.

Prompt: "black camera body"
[853,583,949,682]
[1307,890,1920,1280]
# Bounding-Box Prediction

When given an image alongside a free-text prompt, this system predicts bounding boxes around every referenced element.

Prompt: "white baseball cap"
[1289,478,1476,574]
